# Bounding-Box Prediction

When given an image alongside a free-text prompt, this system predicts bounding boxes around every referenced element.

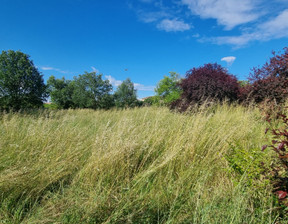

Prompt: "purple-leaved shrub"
[171,63,240,112]
[240,48,288,104]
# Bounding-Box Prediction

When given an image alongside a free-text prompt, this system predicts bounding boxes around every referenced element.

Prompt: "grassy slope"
[0,105,280,223]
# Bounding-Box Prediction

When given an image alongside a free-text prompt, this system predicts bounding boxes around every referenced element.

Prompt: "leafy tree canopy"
[0,50,47,111]
[47,76,75,109]
[72,72,113,109]
[114,78,138,108]
[155,72,182,105]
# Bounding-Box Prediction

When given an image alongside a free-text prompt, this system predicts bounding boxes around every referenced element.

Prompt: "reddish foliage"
[171,63,240,111]
[263,111,288,208]
[276,191,288,200]
[241,47,288,104]
[250,47,288,82]
[240,76,288,104]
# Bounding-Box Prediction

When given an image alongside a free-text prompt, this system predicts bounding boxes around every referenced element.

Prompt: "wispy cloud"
[91,66,99,73]
[258,9,288,40]
[138,0,154,3]
[132,0,288,47]
[221,56,236,66]
[134,83,155,91]
[212,9,288,47]
[137,9,169,23]
[105,75,122,86]
[41,67,54,71]
[182,1,288,46]
[131,0,191,33]
[105,75,155,91]
[157,19,191,32]
[40,66,69,74]
[181,0,260,30]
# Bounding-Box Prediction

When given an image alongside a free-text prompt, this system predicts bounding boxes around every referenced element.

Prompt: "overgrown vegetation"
[1,47,288,223]
[262,109,288,215]
[0,105,283,223]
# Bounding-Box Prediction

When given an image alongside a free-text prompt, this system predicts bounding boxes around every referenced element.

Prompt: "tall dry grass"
[0,105,280,223]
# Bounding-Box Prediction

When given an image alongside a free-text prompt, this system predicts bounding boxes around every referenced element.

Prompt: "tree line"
[0,48,287,111]
[47,73,140,109]
[151,47,288,111]
[0,50,140,111]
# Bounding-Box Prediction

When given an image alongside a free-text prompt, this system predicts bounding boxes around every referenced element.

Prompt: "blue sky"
[1,0,288,98]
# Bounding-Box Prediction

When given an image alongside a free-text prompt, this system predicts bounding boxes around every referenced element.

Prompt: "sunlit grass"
[0,105,281,223]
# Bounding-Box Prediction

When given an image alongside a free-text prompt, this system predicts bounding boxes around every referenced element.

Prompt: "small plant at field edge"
[263,111,288,211]
[225,142,268,187]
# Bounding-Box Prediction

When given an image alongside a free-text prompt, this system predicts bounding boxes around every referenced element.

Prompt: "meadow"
[0,105,284,223]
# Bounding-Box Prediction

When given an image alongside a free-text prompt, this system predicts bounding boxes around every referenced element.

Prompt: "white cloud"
[192,33,200,38]
[105,75,122,87]
[105,75,155,91]
[181,0,260,30]
[40,66,68,74]
[91,66,99,73]
[258,9,288,39]
[133,1,190,32]
[211,33,256,47]
[133,0,288,46]
[41,66,54,71]
[212,9,288,47]
[138,10,169,23]
[221,56,236,66]
[138,0,153,3]
[157,19,191,32]
[134,83,155,91]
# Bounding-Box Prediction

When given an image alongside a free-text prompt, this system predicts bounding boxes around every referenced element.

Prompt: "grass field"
[0,105,283,223]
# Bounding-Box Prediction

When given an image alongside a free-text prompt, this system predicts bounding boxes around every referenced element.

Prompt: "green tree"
[155,72,181,105]
[72,72,113,109]
[143,95,161,106]
[0,50,47,111]
[47,76,75,109]
[114,78,138,108]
